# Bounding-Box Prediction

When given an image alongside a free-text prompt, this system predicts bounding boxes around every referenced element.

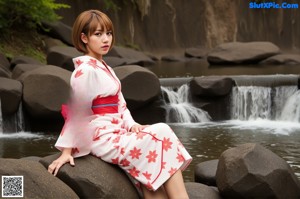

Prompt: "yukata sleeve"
[118,92,138,131]
[55,67,98,157]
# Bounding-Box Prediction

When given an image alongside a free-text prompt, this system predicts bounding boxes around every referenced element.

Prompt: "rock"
[0,67,11,78]
[21,65,71,118]
[207,42,280,64]
[216,143,300,198]
[10,55,43,69]
[161,54,186,62]
[185,182,222,199]
[12,64,43,79]
[103,56,126,67]
[0,77,22,115]
[43,37,66,53]
[107,46,155,66]
[40,154,140,199]
[0,158,79,199]
[41,21,73,46]
[260,54,300,65]
[194,159,218,186]
[190,76,234,97]
[47,46,82,71]
[185,47,208,58]
[114,65,161,110]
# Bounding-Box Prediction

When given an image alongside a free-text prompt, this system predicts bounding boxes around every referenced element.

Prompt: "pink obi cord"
[91,95,119,114]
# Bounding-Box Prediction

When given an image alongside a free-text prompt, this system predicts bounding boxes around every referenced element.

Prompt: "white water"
[161,84,211,123]
[231,85,299,121]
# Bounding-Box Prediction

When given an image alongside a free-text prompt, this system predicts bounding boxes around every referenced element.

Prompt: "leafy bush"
[0,0,69,31]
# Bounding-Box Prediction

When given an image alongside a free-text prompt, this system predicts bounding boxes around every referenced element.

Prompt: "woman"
[48,10,192,199]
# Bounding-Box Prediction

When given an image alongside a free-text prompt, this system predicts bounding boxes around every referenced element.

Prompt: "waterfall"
[0,98,3,132]
[0,101,26,133]
[280,90,300,122]
[231,85,298,121]
[161,84,211,123]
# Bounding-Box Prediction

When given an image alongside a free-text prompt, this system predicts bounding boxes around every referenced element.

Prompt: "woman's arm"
[48,148,75,176]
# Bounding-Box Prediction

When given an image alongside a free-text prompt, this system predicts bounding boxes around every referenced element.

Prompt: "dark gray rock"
[40,154,140,199]
[0,158,79,199]
[216,143,300,199]
[0,77,22,115]
[207,42,280,64]
[47,46,82,71]
[21,65,71,118]
[42,21,73,46]
[190,76,234,97]
[10,55,43,69]
[107,46,155,66]
[12,64,43,79]
[185,47,208,58]
[185,182,222,199]
[195,159,218,186]
[260,53,300,65]
[114,65,161,110]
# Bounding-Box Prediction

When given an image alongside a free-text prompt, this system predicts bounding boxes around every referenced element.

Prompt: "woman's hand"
[130,124,149,133]
[48,148,75,176]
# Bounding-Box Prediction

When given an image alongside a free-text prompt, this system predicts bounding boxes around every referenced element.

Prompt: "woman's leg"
[141,185,168,199]
[164,170,189,199]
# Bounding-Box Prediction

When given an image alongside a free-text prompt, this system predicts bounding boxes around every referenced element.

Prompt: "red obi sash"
[92,95,119,114]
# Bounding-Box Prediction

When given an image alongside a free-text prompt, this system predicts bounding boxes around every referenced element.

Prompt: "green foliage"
[0,0,69,31]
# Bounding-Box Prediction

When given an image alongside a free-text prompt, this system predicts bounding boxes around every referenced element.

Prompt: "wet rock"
[185,182,222,199]
[0,158,79,199]
[195,159,218,186]
[207,42,280,64]
[40,154,140,199]
[190,76,234,97]
[260,54,300,65]
[114,65,161,110]
[47,46,82,71]
[0,77,22,115]
[216,143,300,198]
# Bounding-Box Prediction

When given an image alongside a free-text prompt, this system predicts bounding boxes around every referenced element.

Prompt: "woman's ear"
[81,33,88,44]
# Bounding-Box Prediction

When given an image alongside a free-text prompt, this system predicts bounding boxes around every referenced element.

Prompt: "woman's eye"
[95,32,102,36]
[107,31,113,36]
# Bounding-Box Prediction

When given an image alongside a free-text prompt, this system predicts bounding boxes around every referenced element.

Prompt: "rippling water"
[1,120,300,183]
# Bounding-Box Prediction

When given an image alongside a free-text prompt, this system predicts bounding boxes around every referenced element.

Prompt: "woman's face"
[81,24,113,60]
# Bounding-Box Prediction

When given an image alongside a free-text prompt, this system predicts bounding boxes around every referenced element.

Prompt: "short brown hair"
[72,10,115,53]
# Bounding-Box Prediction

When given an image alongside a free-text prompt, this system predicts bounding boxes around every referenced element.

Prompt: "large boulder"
[114,65,161,110]
[47,46,82,71]
[190,76,234,97]
[216,143,300,198]
[21,65,71,119]
[207,42,280,64]
[0,158,79,199]
[40,154,140,199]
[0,77,22,115]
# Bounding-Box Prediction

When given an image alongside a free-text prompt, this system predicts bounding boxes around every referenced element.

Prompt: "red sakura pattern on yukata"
[55,56,192,191]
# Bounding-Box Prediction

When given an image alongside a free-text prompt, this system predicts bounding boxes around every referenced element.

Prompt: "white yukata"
[55,55,192,191]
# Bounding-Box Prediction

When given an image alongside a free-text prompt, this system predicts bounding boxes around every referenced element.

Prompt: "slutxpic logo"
[249,2,299,9]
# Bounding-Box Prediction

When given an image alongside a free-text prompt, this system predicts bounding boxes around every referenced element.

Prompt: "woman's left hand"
[130,124,149,133]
